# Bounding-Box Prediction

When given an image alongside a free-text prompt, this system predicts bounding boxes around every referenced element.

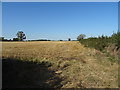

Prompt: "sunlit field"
[2,41,118,88]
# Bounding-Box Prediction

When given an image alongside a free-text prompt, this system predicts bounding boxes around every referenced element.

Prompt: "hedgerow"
[79,32,120,51]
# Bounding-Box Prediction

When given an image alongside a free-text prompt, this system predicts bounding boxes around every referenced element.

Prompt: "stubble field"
[2,41,118,88]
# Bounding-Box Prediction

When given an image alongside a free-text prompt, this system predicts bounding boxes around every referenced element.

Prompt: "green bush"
[79,32,120,51]
[111,32,120,48]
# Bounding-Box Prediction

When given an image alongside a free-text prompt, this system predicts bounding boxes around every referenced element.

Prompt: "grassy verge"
[79,32,120,61]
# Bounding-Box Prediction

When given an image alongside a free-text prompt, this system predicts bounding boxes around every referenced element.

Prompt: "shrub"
[79,33,120,51]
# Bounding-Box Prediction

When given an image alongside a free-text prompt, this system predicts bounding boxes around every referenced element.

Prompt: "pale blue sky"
[2,2,118,40]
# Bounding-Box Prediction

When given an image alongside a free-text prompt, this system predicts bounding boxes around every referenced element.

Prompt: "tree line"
[77,32,120,51]
[0,31,26,41]
[0,31,76,41]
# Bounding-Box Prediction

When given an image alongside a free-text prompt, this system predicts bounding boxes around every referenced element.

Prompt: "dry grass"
[2,41,118,88]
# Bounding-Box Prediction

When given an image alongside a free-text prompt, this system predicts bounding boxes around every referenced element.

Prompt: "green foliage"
[79,32,120,51]
[13,38,19,41]
[110,32,120,48]
[68,38,71,41]
[77,34,86,41]
[16,31,26,41]
[0,37,4,41]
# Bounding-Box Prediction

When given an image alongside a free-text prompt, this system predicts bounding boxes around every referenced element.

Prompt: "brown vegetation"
[2,41,118,88]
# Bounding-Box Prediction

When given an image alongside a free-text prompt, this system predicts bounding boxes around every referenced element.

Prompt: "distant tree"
[59,40,63,41]
[77,34,86,41]
[0,37,4,41]
[13,38,18,41]
[16,31,26,41]
[68,38,71,41]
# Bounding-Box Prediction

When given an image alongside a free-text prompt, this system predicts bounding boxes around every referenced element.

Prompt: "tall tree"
[77,34,86,41]
[16,31,26,41]
[68,38,71,41]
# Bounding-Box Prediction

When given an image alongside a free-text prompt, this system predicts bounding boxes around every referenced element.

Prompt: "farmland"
[2,41,118,88]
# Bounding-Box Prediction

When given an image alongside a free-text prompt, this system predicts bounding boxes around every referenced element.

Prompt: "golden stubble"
[2,41,118,88]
